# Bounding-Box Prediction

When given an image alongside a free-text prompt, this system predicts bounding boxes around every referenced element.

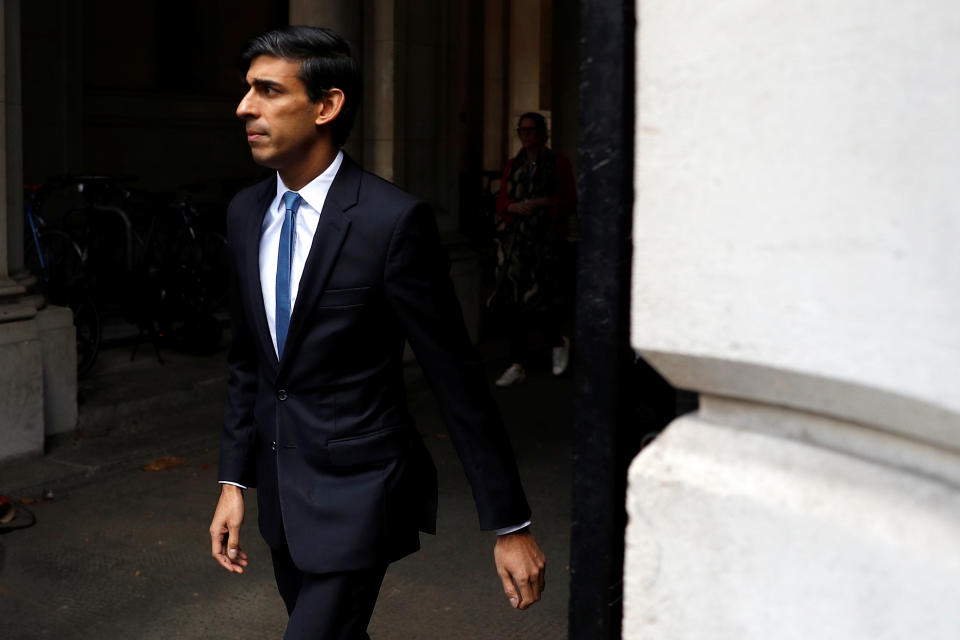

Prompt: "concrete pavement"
[0,341,572,639]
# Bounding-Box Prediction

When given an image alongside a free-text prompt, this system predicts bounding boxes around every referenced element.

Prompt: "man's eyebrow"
[249,78,285,91]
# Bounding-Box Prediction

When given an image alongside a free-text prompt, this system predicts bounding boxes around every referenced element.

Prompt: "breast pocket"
[316,286,372,309]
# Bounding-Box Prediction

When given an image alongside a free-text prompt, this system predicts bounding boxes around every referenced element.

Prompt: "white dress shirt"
[260,150,344,358]
[221,149,529,535]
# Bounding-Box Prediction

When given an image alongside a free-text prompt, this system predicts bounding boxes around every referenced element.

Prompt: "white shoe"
[495,363,527,387]
[552,336,570,376]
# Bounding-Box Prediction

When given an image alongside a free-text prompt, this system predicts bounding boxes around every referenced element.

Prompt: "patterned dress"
[487,147,575,317]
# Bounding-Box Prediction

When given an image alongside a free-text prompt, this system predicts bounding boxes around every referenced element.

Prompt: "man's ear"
[315,88,345,126]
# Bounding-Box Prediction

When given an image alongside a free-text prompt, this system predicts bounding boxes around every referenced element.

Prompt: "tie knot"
[282,191,302,213]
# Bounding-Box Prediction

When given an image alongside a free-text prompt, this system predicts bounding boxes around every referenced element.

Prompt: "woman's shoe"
[495,363,527,387]
[552,336,570,376]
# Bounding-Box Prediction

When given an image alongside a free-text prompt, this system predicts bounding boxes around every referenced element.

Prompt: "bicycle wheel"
[25,229,84,305]
[24,229,101,377]
[159,228,228,320]
[69,291,101,379]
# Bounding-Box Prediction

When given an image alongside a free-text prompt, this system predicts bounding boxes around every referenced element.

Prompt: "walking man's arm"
[384,201,547,609]
[209,209,258,574]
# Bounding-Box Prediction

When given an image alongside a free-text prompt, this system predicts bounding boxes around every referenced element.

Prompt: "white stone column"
[507,0,547,157]
[0,0,29,302]
[0,0,30,304]
[624,2,960,638]
[0,0,16,290]
[482,0,507,170]
[362,0,395,182]
[4,0,23,280]
[483,0,557,166]
[0,0,45,461]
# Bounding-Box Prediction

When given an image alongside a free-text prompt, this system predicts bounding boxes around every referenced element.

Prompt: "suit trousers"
[271,543,388,640]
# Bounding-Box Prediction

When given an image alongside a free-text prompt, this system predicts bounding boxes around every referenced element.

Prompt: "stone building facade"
[623,2,960,637]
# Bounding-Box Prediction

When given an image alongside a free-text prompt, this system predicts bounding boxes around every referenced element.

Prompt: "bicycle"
[55,176,228,359]
[24,183,102,378]
[140,192,229,355]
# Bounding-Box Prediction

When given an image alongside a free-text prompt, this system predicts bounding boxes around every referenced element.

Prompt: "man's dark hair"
[518,112,548,137]
[242,25,361,148]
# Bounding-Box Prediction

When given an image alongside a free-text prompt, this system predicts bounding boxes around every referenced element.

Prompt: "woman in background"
[488,112,577,387]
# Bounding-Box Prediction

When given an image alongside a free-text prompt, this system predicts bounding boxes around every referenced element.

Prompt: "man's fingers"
[497,567,521,609]
[210,528,238,572]
[211,537,236,572]
[515,572,540,610]
[233,550,249,568]
[209,486,246,574]
[502,564,543,610]
[210,525,232,567]
[493,530,547,610]
[227,523,241,561]
[210,524,224,559]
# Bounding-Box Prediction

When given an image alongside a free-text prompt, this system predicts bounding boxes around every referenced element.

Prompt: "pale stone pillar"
[0,0,76,461]
[4,0,23,279]
[482,0,556,167]
[0,319,44,456]
[0,0,29,306]
[288,0,361,49]
[362,0,395,182]
[482,0,507,170]
[0,0,16,289]
[507,0,544,158]
[624,2,960,638]
[37,305,77,435]
[0,0,43,461]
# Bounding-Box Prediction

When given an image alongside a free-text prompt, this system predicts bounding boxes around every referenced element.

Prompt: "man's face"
[237,55,321,170]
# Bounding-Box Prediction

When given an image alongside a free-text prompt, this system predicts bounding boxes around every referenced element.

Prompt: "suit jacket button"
[271,441,277,451]
[277,389,288,401]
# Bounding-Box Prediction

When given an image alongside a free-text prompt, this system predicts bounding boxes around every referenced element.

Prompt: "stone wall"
[624,2,960,637]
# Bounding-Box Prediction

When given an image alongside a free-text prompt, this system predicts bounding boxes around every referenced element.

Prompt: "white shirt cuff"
[496,520,531,536]
[219,481,248,490]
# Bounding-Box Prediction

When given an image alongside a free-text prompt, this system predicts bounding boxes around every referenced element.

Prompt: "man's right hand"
[494,528,546,610]
[209,484,248,574]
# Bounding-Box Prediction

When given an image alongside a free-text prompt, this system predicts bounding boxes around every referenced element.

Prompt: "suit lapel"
[278,154,362,378]
[244,177,280,370]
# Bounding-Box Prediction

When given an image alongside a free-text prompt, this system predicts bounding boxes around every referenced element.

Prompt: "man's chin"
[248,149,281,169]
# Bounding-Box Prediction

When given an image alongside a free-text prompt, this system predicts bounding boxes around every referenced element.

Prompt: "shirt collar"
[274,150,345,213]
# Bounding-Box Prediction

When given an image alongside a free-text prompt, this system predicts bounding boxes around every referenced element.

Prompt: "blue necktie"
[276,191,301,358]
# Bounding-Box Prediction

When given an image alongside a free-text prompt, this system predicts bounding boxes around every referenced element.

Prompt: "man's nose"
[236,90,256,119]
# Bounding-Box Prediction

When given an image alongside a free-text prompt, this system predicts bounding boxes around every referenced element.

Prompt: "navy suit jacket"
[218,155,531,574]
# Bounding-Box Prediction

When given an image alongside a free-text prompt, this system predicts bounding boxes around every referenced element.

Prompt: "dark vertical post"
[5,0,24,275]
[569,0,635,638]
[457,0,486,240]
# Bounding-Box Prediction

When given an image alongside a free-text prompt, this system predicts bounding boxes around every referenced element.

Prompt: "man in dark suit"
[208,26,546,638]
